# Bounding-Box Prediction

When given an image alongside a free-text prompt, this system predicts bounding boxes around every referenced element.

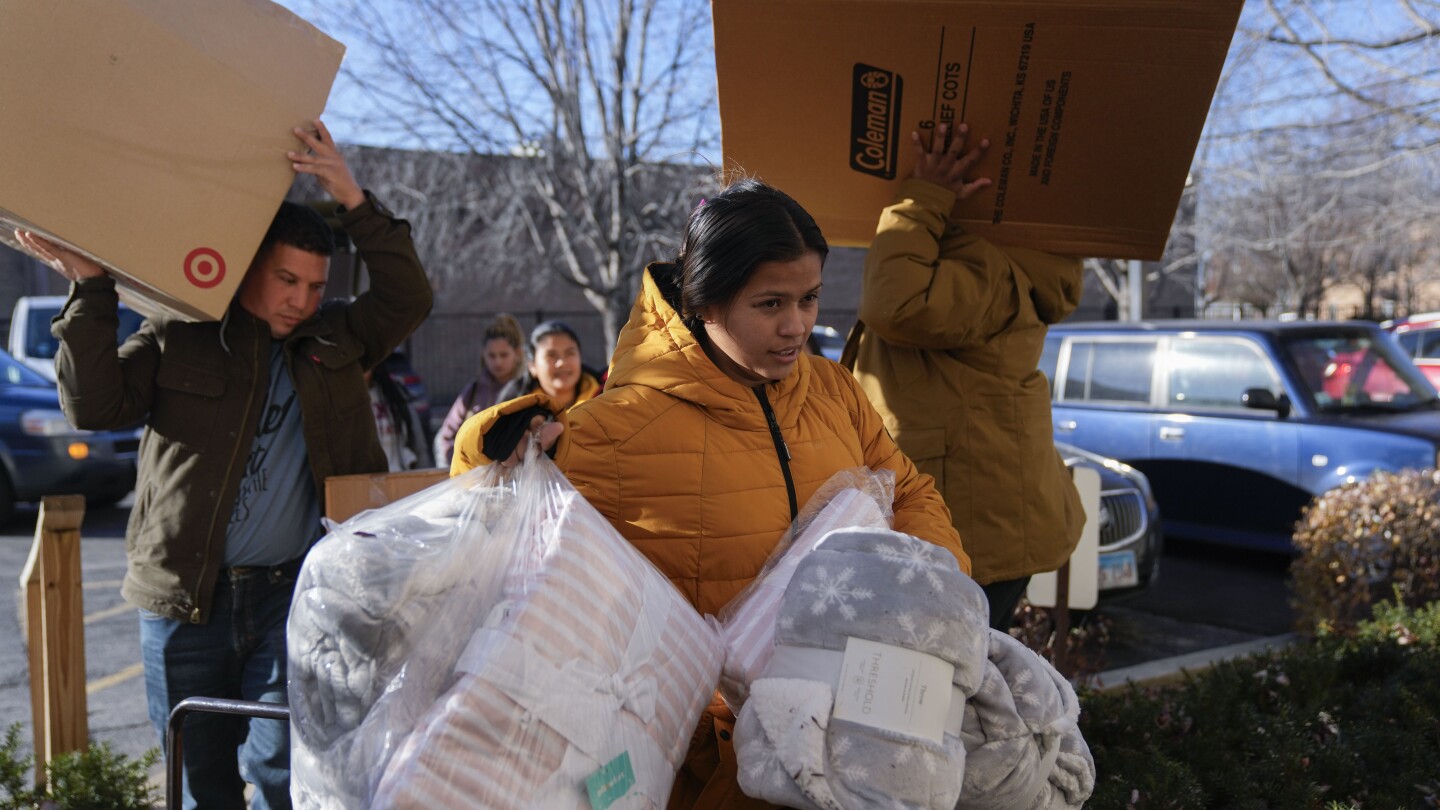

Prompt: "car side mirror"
[1242,387,1290,418]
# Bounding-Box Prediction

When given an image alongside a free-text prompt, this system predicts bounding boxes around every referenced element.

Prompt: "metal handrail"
[165,697,290,810]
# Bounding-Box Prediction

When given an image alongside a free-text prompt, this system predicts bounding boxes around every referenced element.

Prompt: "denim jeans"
[140,562,299,810]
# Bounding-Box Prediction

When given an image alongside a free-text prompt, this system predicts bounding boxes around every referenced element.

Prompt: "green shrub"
[1290,468,1440,634]
[1080,601,1440,808]
[0,726,158,810]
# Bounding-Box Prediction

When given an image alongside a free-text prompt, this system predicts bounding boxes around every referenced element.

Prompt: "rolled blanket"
[955,631,1095,810]
[288,469,521,808]
[717,475,893,709]
[734,527,990,810]
[373,485,724,808]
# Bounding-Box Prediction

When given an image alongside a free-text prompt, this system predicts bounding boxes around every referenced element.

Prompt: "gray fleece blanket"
[734,527,989,809]
[288,478,508,809]
[733,527,1094,810]
[955,630,1094,809]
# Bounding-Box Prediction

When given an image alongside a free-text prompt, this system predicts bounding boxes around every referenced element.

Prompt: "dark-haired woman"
[433,313,526,466]
[452,179,967,809]
[494,319,603,413]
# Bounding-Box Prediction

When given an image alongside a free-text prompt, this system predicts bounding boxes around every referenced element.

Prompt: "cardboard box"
[0,0,344,321]
[713,0,1242,259]
[324,469,449,523]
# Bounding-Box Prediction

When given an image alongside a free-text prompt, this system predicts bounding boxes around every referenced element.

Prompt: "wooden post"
[18,495,89,788]
[1053,560,1072,677]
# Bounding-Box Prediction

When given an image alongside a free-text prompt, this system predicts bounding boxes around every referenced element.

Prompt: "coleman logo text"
[850,63,904,180]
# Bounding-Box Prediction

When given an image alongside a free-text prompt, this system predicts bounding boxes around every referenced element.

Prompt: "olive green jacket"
[53,193,432,622]
[847,178,1083,585]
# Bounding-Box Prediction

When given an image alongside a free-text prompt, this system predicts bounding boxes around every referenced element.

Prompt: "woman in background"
[433,313,525,466]
[494,319,603,414]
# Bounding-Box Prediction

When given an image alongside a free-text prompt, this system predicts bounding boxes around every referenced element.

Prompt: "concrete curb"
[1086,632,1301,692]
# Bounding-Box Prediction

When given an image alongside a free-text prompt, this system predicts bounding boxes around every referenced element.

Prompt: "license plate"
[1098,550,1139,590]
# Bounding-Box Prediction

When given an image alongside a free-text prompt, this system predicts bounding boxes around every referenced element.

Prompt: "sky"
[272,0,384,146]
[267,0,720,152]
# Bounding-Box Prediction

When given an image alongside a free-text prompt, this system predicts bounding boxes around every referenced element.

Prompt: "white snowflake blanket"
[954,631,1095,810]
[734,527,989,809]
[717,468,894,710]
[733,527,1095,810]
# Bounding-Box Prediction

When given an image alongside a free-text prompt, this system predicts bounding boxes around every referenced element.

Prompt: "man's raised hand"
[14,230,106,282]
[287,119,364,210]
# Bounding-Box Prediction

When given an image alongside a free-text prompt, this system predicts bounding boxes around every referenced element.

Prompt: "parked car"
[810,324,845,361]
[1040,320,1440,552]
[0,346,139,523]
[1382,311,1440,388]
[9,295,145,382]
[1058,441,1163,600]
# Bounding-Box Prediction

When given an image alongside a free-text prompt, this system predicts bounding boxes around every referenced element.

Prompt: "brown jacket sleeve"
[52,276,162,431]
[336,192,434,371]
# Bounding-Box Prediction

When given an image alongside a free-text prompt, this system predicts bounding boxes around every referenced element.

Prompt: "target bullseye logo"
[183,247,226,288]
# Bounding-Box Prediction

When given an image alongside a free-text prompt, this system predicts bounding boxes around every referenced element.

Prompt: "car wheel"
[0,471,14,527]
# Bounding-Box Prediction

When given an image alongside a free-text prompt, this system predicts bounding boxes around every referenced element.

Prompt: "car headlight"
[21,410,90,437]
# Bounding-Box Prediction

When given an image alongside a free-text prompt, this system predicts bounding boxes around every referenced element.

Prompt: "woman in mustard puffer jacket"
[453,179,968,809]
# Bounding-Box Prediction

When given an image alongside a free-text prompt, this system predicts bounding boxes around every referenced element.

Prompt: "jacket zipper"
[754,385,798,521]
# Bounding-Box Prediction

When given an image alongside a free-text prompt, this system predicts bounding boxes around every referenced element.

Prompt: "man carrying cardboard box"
[845,122,1084,632]
[16,120,433,809]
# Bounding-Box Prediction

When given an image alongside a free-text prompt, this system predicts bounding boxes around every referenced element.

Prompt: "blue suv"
[1040,320,1440,552]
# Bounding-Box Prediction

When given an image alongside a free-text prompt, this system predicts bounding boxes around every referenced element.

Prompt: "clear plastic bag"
[288,442,724,808]
[714,467,895,710]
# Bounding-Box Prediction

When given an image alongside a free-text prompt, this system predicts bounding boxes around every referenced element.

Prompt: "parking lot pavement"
[1089,536,1295,676]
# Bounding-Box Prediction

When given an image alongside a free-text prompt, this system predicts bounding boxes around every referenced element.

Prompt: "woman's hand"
[911,122,991,201]
[500,415,565,469]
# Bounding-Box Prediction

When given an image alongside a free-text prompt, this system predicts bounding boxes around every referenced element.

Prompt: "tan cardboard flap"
[324,469,449,523]
[0,0,344,320]
[713,0,1242,259]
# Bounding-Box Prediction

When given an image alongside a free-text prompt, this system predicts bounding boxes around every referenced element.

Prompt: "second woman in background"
[433,313,525,466]
[494,319,603,415]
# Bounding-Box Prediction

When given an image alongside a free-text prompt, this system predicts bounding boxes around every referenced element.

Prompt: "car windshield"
[25,305,145,359]
[1280,332,1439,413]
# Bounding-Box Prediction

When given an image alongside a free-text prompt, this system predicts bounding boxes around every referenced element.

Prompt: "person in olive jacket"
[846,123,1084,632]
[15,120,432,810]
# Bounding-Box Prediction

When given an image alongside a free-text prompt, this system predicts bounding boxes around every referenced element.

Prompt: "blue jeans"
[140,562,299,810]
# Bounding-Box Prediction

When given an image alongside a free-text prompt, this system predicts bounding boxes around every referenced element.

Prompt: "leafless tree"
[1255,0,1440,151]
[304,0,718,353]
[1123,0,1440,317]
